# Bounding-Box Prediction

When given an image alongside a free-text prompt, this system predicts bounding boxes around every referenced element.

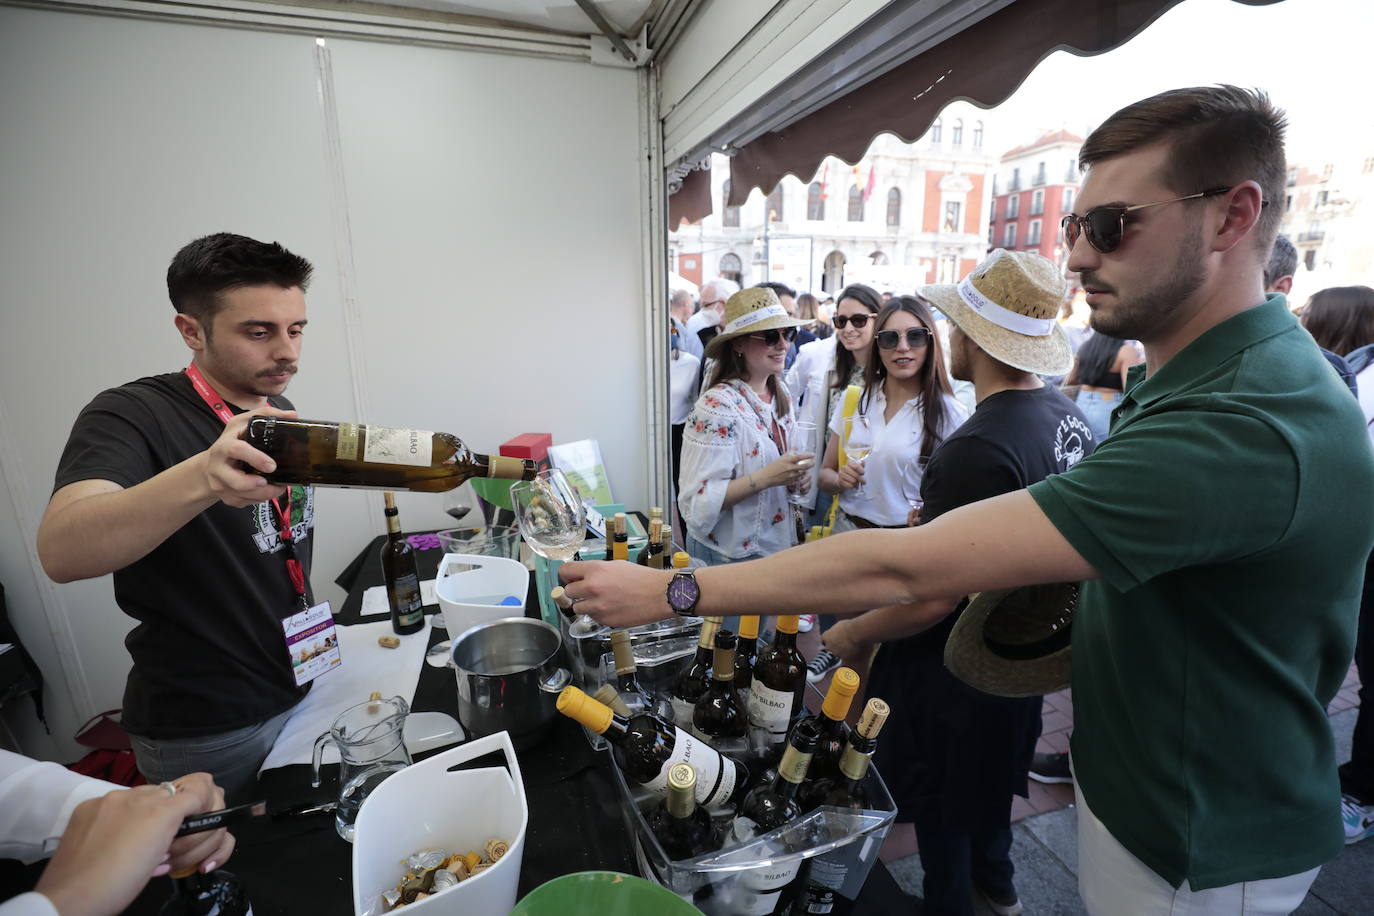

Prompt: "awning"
[668,0,1281,226]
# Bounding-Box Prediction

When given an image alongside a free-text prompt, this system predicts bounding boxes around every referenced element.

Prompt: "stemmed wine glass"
[842,415,873,498]
[511,469,597,635]
[788,421,818,506]
[899,456,929,526]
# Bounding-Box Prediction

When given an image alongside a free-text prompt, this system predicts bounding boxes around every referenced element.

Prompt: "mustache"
[258,364,297,377]
[1078,272,1115,294]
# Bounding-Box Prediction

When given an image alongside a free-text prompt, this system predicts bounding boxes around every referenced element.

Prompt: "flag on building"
[863,165,876,202]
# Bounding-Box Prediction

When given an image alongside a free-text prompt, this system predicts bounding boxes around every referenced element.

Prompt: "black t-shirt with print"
[53,372,315,738]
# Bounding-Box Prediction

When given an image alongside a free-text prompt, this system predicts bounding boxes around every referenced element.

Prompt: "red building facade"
[988,130,1083,267]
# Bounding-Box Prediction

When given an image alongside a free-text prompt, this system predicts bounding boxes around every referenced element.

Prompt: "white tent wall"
[0,3,648,759]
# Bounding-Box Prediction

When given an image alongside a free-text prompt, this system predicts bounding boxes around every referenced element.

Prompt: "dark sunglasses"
[876,327,932,350]
[1060,186,1232,254]
[833,313,873,329]
[748,327,798,346]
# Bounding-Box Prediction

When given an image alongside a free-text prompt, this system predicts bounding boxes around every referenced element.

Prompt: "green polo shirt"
[1030,294,1374,890]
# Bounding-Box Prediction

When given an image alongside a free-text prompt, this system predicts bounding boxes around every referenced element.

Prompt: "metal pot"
[451,616,570,750]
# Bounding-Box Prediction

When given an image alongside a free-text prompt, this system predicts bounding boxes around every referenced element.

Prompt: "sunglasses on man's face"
[1060,186,1233,254]
[876,327,932,350]
[749,327,798,347]
[833,313,873,329]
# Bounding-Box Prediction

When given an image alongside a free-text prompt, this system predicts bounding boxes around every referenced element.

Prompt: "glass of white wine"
[511,469,596,634]
[899,456,929,525]
[842,415,873,498]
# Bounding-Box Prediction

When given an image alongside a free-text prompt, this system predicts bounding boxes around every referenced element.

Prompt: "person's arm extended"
[822,596,958,662]
[38,408,293,583]
[562,488,1098,628]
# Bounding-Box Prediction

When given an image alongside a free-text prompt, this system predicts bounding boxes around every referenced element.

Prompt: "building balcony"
[1298,230,1325,243]
[1033,170,1047,186]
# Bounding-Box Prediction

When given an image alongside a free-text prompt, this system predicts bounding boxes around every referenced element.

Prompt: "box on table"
[500,433,552,470]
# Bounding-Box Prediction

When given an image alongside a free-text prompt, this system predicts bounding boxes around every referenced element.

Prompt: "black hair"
[830,283,883,394]
[860,296,955,462]
[167,233,314,330]
[754,281,797,300]
[1073,331,1126,387]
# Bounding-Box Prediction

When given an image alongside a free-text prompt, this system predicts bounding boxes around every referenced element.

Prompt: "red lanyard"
[184,363,308,606]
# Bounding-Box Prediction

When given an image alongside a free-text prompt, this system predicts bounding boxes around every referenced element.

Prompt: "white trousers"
[1076,775,1320,915]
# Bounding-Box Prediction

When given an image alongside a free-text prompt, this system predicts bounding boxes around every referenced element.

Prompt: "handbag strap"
[824,384,864,533]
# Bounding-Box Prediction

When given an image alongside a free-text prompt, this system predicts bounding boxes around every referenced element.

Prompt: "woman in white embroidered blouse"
[679,288,813,562]
[820,296,969,529]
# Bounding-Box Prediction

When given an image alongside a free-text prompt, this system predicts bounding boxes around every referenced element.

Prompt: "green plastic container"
[510,871,703,915]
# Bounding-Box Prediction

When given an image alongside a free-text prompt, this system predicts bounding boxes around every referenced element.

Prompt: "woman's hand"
[835,460,865,492]
[754,452,813,490]
[821,618,871,663]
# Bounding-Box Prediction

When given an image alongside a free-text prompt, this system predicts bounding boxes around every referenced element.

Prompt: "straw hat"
[704,287,806,359]
[943,582,1078,698]
[921,249,1073,376]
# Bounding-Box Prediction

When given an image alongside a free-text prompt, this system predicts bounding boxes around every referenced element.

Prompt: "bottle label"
[643,728,736,809]
[363,426,431,467]
[336,422,361,461]
[747,680,795,739]
[389,572,423,626]
[803,855,850,913]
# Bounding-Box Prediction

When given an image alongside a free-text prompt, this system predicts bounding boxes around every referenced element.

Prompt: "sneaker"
[1341,793,1374,845]
[797,613,817,633]
[1028,750,1072,785]
[806,647,841,683]
[972,880,1022,916]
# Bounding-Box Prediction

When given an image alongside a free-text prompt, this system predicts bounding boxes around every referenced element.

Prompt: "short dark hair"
[1264,235,1298,289]
[1079,86,1287,254]
[167,233,313,328]
[755,281,796,300]
[1301,286,1374,357]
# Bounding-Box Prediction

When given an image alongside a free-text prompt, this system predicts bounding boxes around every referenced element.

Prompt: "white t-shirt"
[828,387,969,526]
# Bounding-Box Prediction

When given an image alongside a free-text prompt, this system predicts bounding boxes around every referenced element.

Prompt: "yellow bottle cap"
[555,686,613,734]
[739,615,760,639]
[821,667,861,720]
[671,551,691,569]
[776,615,800,634]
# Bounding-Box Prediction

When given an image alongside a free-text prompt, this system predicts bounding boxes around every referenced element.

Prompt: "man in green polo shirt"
[563,86,1374,913]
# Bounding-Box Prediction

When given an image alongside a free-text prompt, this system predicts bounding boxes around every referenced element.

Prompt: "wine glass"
[511,469,597,634]
[899,456,929,526]
[842,415,873,498]
[788,421,818,506]
[430,483,481,633]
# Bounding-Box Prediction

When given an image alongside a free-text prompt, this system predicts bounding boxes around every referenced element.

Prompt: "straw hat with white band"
[920,249,1073,376]
[704,287,806,359]
[943,581,1078,698]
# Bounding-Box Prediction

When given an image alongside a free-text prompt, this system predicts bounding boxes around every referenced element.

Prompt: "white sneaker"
[797,614,817,633]
[806,647,841,683]
[1341,793,1374,845]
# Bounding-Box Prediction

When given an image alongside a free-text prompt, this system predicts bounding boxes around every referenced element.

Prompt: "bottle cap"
[666,762,697,817]
[738,615,760,639]
[614,512,627,535]
[383,492,398,510]
[648,518,663,541]
[671,551,691,569]
[667,761,696,792]
[821,667,861,720]
[593,684,632,718]
[776,615,800,634]
[697,616,721,648]
[555,686,614,734]
[857,697,890,738]
[650,506,663,520]
[489,456,532,480]
[550,586,574,610]
[611,629,636,675]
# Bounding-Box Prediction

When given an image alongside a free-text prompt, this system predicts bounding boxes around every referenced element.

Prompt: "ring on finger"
[160,781,178,798]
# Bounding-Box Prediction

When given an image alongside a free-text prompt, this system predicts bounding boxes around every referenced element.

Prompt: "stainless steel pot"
[450,616,570,750]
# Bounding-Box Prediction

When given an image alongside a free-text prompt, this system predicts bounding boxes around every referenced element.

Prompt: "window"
[848,186,865,222]
[1031,189,1044,216]
[1304,249,1316,271]
[722,180,739,228]
[1287,167,1298,187]
[973,121,984,148]
[1028,219,1042,246]
[1010,167,1021,191]
[1062,187,1074,211]
[807,182,825,220]
[886,188,902,227]
[988,224,996,245]
[1007,194,1019,219]
[1285,194,1293,212]
[989,199,998,222]
[869,250,889,265]
[765,184,784,222]
[1066,158,1077,182]
[1034,161,1046,185]
[930,118,942,144]
[938,254,959,284]
[1004,223,1017,247]
[943,201,962,233]
[719,252,743,284]
[1316,190,1329,207]
[951,119,963,146]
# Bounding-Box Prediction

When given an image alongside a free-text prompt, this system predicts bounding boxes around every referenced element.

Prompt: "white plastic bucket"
[434,552,528,636]
[352,731,528,916]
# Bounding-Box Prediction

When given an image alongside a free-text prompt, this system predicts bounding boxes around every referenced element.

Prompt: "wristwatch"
[665,568,701,616]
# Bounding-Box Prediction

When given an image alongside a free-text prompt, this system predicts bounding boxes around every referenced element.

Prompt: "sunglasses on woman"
[876,327,931,350]
[833,313,873,329]
[1060,186,1232,254]
[748,327,798,346]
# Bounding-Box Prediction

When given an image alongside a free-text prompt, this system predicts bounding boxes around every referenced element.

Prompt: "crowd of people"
[573,84,1374,916]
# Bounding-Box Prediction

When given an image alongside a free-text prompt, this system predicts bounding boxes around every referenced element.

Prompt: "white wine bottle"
[646,762,719,860]
[243,417,536,492]
[747,615,807,753]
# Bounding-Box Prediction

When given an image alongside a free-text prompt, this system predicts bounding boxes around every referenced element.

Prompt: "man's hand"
[35,774,235,916]
[199,407,296,507]
[821,618,871,663]
[560,560,676,628]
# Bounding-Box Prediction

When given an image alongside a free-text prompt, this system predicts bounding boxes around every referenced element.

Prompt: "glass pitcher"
[312,695,413,842]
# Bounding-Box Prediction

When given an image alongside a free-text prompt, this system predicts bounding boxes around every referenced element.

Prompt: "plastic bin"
[352,731,528,916]
[434,553,528,637]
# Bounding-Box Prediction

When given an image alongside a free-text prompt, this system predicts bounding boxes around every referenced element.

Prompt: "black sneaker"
[973,880,1023,916]
[806,647,841,683]
[1028,750,1072,785]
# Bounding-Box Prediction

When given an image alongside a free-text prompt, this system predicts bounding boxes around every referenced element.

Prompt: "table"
[1,532,913,914]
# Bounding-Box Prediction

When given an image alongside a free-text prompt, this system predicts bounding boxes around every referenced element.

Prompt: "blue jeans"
[130,706,296,803]
[1076,389,1122,444]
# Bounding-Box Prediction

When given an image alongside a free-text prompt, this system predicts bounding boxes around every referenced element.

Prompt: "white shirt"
[783,336,836,402]
[684,309,718,342]
[0,750,122,916]
[785,336,839,510]
[678,379,800,560]
[669,349,701,425]
[828,387,969,526]
[672,315,703,361]
[1358,364,1374,449]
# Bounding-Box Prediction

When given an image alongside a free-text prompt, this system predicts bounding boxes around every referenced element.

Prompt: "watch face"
[667,573,700,612]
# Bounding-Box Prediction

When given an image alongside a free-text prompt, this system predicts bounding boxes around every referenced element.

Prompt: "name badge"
[282,601,342,686]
